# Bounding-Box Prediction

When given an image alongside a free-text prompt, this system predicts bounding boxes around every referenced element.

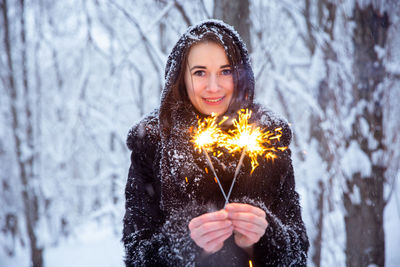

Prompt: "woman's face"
[184,42,234,116]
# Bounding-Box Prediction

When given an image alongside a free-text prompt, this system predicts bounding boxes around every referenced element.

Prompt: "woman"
[123,20,309,266]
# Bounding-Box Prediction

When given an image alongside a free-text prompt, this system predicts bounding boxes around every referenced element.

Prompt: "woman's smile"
[203,96,225,104]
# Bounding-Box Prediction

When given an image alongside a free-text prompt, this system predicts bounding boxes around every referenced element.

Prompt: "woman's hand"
[188,209,233,254]
[225,203,268,250]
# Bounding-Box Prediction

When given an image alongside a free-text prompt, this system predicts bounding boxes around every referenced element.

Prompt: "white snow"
[45,221,124,267]
[341,141,372,178]
[348,185,361,205]
[359,117,369,137]
[0,221,124,267]
[385,171,400,267]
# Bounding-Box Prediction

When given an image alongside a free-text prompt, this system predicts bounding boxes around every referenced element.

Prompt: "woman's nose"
[206,74,220,92]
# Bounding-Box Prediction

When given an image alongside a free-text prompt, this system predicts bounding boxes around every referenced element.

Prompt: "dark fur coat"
[123,20,309,267]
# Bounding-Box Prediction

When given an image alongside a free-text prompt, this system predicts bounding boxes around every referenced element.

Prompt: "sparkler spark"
[192,113,222,153]
[221,109,288,206]
[221,109,266,173]
[192,114,228,201]
[221,109,288,173]
[191,110,288,206]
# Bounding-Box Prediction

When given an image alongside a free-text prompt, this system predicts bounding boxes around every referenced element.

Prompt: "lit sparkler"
[191,110,288,206]
[221,109,288,206]
[192,114,228,201]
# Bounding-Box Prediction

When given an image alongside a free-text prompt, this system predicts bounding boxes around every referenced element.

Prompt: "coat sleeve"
[123,121,203,266]
[122,122,167,266]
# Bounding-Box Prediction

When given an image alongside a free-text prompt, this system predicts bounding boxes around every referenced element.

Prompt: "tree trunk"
[213,0,252,53]
[312,181,325,267]
[1,0,43,266]
[343,4,389,267]
[307,2,337,265]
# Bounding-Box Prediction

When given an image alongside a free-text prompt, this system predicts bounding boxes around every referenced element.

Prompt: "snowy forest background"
[1,0,399,266]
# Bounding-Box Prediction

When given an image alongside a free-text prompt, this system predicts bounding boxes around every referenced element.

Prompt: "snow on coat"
[123,19,309,266]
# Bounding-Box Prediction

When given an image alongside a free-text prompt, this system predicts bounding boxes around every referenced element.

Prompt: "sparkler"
[192,114,228,201]
[221,109,288,206]
[191,110,288,206]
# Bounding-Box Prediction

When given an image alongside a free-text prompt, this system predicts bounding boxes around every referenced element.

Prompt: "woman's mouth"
[203,96,225,105]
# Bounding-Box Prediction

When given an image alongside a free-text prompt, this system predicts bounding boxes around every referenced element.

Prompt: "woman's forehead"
[187,42,229,64]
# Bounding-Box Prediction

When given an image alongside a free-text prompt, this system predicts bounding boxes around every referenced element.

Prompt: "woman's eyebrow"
[190,64,231,71]
[190,65,206,71]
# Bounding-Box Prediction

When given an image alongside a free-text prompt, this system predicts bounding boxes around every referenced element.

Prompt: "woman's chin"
[198,104,228,116]
[202,108,226,116]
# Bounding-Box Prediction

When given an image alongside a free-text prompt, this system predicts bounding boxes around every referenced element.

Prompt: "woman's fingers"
[231,218,267,234]
[190,220,232,240]
[229,212,268,229]
[189,210,228,230]
[225,203,269,248]
[188,210,233,253]
[225,203,266,218]
[189,204,269,252]
[233,227,261,248]
[233,226,261,241]
[196,225,233,249]
[226,203,268,229]
[203,231,232,253]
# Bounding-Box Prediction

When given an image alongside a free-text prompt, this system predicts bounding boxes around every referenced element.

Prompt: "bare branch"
[199,0,211,18]
[110,1,164,88]
[111,0,174,67]
[270,69,325,118]
[174,0,192,26]
[109,1,174,89]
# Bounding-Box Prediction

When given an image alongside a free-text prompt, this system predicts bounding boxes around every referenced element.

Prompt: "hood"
[159,19,255,136]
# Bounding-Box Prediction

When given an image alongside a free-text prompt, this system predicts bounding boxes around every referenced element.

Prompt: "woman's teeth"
[205,97,223,103]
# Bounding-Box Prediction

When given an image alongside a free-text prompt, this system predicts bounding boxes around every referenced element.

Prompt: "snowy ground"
[45,222,124,267]
[0,221,124,267]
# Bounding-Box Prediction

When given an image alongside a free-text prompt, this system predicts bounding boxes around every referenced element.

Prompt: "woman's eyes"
[221,69,232,75]
[192,69,232,77]
[193,70,206,77]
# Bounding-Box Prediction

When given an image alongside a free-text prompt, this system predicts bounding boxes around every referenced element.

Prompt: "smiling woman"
[184,42,234,115]
[123,19,309,266]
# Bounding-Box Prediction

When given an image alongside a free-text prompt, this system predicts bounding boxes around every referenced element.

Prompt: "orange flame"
[220,109,288,173]
[192,113,222,153]
[192,110,288,174]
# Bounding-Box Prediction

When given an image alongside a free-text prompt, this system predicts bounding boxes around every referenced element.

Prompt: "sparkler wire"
[224,148,246,207]
[202,148,228,201]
